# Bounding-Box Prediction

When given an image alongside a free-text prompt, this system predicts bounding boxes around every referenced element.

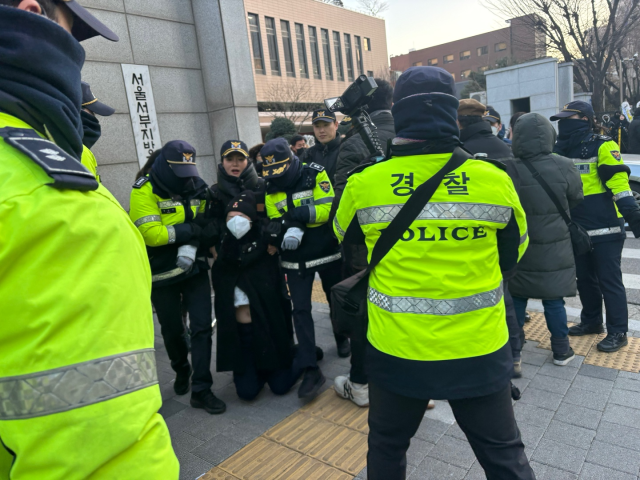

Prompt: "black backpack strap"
[366,147,471,272]
[519,158,573,226]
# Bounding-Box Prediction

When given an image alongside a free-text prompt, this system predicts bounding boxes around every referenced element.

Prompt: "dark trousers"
[318,262,349,347]
[151,270,214,393]
[233,324,300,401]
[575,238,628,333]
[504,283,522,360]
[344,258,368,384]
[367,383,535,480]
[287,270,320,369]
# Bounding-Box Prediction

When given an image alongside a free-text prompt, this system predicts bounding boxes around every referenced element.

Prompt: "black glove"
[263,220,282,244]
[188,222,202,240]
[625,210,640,238]
[200,220,220,244]
[289,206,310,224]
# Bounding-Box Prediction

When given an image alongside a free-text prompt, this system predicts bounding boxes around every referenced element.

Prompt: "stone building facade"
[78,0,262,208]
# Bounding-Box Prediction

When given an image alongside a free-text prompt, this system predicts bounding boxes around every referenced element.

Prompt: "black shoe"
[568,323,604,336]
[316,346,324,362]
[337,337,351,358]
[298,367,326,399]
[524,312,531,323]
[553,347,576,366]
[173,367,192,395]
[597,333,628,352]
[190,390,226,414]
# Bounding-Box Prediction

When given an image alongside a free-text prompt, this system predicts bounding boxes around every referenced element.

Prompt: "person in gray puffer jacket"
[506,113,584,366]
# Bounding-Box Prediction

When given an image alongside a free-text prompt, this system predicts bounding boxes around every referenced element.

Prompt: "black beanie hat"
[225,190,257,221]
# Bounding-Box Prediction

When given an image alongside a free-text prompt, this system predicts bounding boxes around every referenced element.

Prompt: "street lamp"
[619,54,638,108]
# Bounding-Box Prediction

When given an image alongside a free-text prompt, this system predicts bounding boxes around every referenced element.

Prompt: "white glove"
[281,227,304,251]
[176,244,197,271]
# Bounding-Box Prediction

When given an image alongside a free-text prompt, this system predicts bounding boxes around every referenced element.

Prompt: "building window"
[280,20,295,77]
[308,26,322,80]
[264,17,280,75]
[354,35,364,75]
[295,23,309,79]
[332,32,345,81]
[478,65,489,72]
[460,50,471,60]
[247,13,265,75]
[412,61,423,66]
[344,33,354,81]
[461,69,471,78]
[477,46,488,56]
[443,54,454,64]
[321,29,333,80]
[367,70,374,77]
[427,58,438,66]
[495,42,507,52]
[364,37,371,51]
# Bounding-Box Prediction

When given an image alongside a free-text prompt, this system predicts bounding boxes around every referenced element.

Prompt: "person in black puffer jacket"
[299,109,341,183]
[629,108,640,154]
[458,99,513,161]
[505,113,584,367]
[204,140,267,251]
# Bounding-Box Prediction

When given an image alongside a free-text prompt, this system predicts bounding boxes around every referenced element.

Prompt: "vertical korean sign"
[121,64,162,169]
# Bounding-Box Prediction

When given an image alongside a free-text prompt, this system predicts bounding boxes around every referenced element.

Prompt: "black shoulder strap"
[519,158,573,226]
[366,147,471,272]
[1,127,98,191]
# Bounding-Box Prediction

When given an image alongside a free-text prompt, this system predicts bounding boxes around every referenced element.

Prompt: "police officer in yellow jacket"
[79,80,115,181]
[334,67,534,479]
[263,137,342,399]
[0,2,178,479]
[130,140,226,414]
[552,101,640,352]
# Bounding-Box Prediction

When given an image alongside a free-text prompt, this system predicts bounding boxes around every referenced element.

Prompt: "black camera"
[325,75,378,117]
[324,76,385,161]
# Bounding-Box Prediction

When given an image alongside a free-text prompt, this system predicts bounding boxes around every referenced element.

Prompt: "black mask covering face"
[81,110,101,149]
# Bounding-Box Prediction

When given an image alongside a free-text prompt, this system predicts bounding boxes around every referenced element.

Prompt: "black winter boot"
[568,323,604,336]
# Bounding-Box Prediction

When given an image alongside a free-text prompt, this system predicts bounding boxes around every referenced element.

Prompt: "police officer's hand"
[176,244,197,272]
[189,222,202,240]
[281,227,304,250]
[176,256,195,272]
[289,206,310,224]
[626,210,640,238]
[200,220,220,244]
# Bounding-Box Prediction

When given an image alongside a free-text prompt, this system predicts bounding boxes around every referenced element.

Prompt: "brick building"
[390,15,545,82]
[243,0,389,134]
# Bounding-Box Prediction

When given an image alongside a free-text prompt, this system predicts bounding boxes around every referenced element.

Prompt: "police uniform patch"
[610,150,622,161]
[319,181,331,193]
[132,176,150,189]
[308,162,325,172]
[0,127,98,191]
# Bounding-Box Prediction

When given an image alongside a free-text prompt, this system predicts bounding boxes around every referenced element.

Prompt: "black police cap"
[60,0,119,42]
[81,81,115,116]
[260,138,292,178]
[161,140,199,178]
[312,110,337,124]
[220,140,249,158]
[550,101,595,121]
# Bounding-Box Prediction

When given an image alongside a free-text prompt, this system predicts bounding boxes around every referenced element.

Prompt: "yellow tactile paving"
[218,437,352,480]
[300,388,369,434]
[311,280,328,304]
[523,312,551,343]
[584,336,640,373]
[536,324,605,356]
[199,467,240,479]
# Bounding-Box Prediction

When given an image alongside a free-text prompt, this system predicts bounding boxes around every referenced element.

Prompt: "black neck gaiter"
[81,110,102,149]
[553,119,591,156]
[0,7,85,159]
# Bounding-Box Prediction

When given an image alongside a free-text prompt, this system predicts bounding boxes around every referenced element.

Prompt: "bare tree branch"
[356,0,389,16]
[262,80,321,130]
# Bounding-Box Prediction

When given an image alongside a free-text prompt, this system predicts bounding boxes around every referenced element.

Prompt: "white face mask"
[227,216,251,239]
[491,125,499,136]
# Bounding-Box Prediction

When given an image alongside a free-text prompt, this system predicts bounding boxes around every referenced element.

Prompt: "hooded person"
[332,66,534,480]
[129,140,227,416]
[263,137,346,400]
[203,140,266,253]
[551,101,640,353]
[505,113,584,366]
[212,190,304,400]
[0,2,178,479]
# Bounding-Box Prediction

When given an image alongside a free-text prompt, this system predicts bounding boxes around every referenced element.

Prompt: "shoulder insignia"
[307,162,325,172]
[0,127,98,191]
[474,157,507,171]
[319,181,331,194]
[610,150,622,161]
[590,133,612,142]
[132,176,150,189]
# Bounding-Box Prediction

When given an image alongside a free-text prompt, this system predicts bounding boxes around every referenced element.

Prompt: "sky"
[341,0,510,57]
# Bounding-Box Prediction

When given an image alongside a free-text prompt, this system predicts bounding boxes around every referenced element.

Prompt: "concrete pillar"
[192,0,262,171]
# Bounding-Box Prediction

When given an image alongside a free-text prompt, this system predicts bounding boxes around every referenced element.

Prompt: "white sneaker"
[334,375,369,407]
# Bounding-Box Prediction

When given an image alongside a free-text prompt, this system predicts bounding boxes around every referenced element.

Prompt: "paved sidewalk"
[155,298,640,480]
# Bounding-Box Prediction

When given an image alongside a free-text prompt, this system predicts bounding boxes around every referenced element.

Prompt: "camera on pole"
[324,75,386,162]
